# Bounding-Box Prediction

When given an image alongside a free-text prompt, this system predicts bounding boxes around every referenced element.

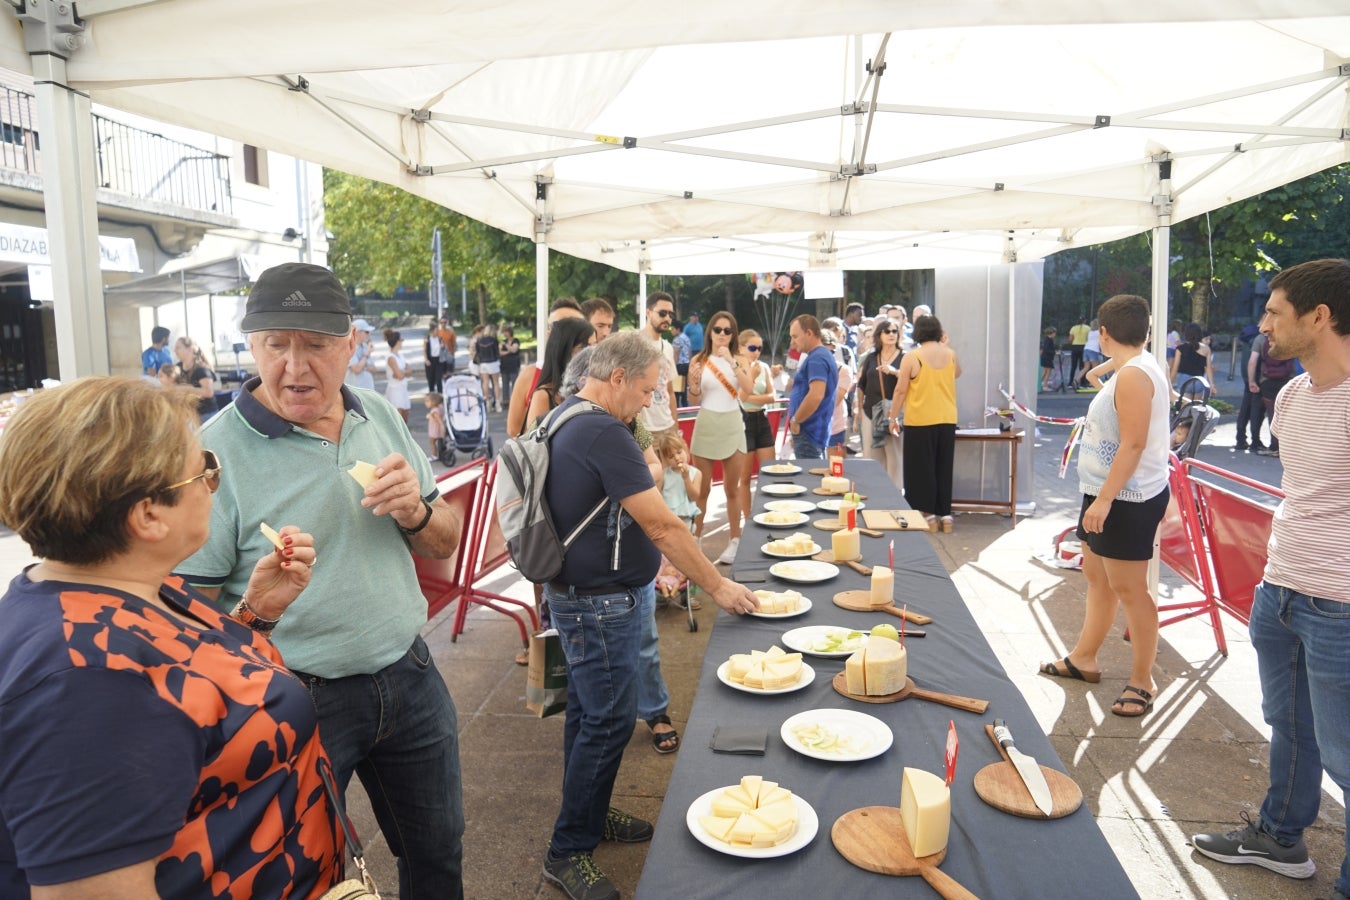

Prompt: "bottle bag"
[525,628,568,718]
[496,401,610,584]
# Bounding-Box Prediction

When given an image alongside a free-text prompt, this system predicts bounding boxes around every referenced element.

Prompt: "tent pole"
[535,177,550,349]
[1004,235,1017,401]
[1148,157,1174,601]
[19,7,109,379]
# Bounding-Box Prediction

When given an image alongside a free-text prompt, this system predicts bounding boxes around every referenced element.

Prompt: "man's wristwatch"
[399,498,435,536]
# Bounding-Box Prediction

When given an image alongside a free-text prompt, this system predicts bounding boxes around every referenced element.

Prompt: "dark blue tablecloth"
[634,458,1137,899]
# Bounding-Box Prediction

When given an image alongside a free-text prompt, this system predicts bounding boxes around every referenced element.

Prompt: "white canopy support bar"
[535,176,550,347]
[272,76,415,170]
[21,4,109,378]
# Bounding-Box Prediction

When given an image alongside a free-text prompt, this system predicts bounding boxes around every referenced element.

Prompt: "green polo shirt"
[178,379,437,678]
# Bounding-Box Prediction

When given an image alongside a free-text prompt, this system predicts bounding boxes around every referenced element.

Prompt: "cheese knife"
[992,718,1054,816]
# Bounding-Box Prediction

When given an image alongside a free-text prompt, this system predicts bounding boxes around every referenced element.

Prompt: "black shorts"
[743,409,775,451]
[1076,487,1169,561]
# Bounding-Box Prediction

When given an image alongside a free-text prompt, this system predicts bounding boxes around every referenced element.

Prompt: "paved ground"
[2,343,1343,899]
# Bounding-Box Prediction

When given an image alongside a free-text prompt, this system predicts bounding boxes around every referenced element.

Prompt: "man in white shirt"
[1192,259,1350,900]
[637,291,680,443]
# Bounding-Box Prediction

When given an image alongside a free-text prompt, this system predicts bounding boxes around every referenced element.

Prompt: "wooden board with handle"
[831,672,989,713]
[972,724,1082,819]
[861,509,933,531]
[812,550,872,576]
[833,589,933,624]
[832,806,979,899]
[811,518,884,537]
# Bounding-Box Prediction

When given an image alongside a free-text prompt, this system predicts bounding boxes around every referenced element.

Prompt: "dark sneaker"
[543,851,618,900]
[1255,448,1280,458]
[602,807,654,842]
[1191,813,1316,879]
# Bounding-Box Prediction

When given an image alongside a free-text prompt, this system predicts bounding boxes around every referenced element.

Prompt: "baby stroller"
[1170,375,1220,460]
[437,373,494,466]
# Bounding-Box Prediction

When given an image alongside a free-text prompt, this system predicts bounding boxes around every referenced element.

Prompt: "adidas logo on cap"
[281,291,312,308]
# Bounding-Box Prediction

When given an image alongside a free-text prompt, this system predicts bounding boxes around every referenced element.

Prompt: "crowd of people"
[4,258,1348,900]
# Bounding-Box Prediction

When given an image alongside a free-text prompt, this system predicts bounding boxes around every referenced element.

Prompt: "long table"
[635,458,1136,899]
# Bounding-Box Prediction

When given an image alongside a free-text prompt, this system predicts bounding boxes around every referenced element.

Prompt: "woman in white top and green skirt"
[1039,294,1171,718]
[688,311,753,563]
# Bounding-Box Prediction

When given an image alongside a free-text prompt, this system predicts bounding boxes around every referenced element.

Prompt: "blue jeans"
[793,432,825,460]
[544,582,643,856]
[637,581,670,722]
[1250,581,1350,895]
[294,635,464,900]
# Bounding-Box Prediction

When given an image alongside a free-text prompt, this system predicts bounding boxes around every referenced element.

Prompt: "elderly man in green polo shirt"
[179,262,466,900]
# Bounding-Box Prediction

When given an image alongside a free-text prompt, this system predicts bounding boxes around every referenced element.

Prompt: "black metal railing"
[0,84,232,217]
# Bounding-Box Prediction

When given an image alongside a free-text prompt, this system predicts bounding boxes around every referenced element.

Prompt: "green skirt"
[691,407,747,460]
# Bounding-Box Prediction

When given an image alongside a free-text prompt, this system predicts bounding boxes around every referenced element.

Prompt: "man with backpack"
[1254,330,1296,456]
[515,332,759,900]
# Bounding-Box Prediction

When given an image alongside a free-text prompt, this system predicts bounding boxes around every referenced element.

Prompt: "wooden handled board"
[831,672,989,714]
[972,724,1083,819]
[833,590,933,625]
[862,509,932,531]
[832,806,979,899]
[812,518,884,538]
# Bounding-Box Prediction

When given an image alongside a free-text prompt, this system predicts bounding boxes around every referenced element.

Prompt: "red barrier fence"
[1156,454,1283,656]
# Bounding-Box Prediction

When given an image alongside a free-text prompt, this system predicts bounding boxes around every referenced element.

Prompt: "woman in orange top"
[889,315,962,531]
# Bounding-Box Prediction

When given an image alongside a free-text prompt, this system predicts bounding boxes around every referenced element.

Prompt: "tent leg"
[535,240,548,347]
[1148,160,1174,601]
[27,49,108,379]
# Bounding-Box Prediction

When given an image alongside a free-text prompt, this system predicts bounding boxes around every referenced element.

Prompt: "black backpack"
[495,401,610,584]
[1258,336,1295,381]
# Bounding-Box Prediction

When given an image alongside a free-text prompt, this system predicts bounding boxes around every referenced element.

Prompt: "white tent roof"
[3,2,1348,274]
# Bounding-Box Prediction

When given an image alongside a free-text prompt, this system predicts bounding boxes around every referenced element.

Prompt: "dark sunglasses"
[711,325,734,335]
[745,344,762,352]
[652,309,674,319]
[879,327,898,335]
[164,450,221,494]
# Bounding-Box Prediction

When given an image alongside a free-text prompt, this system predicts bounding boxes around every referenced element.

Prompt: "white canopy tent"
[2,1,1348,378]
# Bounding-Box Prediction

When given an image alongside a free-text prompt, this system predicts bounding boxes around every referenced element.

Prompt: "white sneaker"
[717,537,740,565]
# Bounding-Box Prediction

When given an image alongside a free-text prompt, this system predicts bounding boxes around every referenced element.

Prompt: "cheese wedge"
[259,522,286,551]
[710,794,754,817]
[844,648,867,695]
[832,527,860,561]
[760,785,792,806]
[346,460,379,488]
[741,775,763,802]
[699,815,738,842]
[901,767,951,858]
[870,565,894,607]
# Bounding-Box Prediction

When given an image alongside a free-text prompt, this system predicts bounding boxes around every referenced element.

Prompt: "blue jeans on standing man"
[1249,580,1350,896]
[637,580,671,723]
[293,634,464,900]
[793,431,825,460]
[544,582,646,856]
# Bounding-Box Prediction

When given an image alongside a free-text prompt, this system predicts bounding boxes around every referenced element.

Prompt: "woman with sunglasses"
[687,311,753,563]
[858,319,905,486]
[0,377,342,898]
[733,329,778,528]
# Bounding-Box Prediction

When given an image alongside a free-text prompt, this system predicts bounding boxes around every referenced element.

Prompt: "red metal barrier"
[450,461,536,646]
[413,459,486,619]
[1155,454,1283,656]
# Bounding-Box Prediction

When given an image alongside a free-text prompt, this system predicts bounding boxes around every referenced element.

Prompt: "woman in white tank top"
[1040,294,1171,719]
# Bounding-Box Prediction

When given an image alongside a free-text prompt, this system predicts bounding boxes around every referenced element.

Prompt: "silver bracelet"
[232,594,281,634]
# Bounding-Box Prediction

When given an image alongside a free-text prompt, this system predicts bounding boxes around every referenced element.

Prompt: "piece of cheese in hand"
[346,460,379,488]
[901,767,951,858]
[259,522,286,551]
[870,565,894,607]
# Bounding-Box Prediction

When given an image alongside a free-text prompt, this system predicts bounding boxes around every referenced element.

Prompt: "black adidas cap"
[241,263,354,336]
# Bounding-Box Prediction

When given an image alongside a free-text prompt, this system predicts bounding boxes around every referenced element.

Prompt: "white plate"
[760,540,822,559]
[780,625,869,658]
[769,560,840,583]
[753,511,810,529]
[685,787,819,859]
[760,483,807,497]
[815,498,867,513]
[763,499,816,513]
[747,596,814,619]
[780,709,894,762]
[716,659,816,695]
[760,463,803,476]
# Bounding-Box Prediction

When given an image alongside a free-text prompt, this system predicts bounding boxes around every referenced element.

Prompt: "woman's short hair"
[1098,295,1151,347]
[738,329,760,348]
[912,315,943,344]
[588,330,661,382]
[0,377,201,565]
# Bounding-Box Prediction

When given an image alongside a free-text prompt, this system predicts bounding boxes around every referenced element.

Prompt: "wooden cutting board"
[973,724,1082,819]
[832,806,978,899]
[812,487,868,498]
[832,671,989,713]
[862,509,932,531]
[833,589,933,624]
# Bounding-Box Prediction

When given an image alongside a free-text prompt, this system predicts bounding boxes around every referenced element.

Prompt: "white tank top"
[1077,352,1170,501]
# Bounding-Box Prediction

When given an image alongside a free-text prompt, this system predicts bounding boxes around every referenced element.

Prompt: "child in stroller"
[436,373,494,465]
[1169,375,1220,459]
[654,430,702,611]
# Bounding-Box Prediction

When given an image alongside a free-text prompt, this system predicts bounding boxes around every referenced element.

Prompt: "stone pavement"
[1,370,1343,899]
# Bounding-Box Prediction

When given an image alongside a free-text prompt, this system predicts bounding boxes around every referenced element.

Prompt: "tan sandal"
[940,515,954,533]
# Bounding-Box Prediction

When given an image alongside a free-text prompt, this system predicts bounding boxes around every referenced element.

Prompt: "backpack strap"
[539,401,615,556]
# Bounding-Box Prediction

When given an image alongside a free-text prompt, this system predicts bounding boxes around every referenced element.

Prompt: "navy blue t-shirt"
[789,345,839,445]
[546,397,659,589]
